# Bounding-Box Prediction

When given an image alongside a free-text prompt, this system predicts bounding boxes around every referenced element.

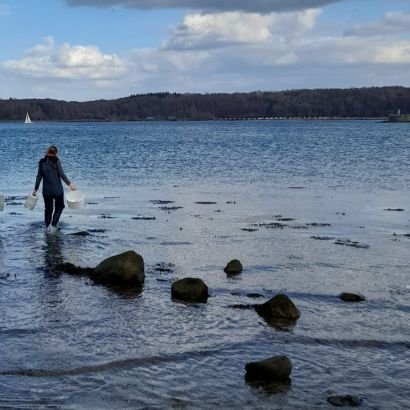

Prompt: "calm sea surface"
[0,120,409,409]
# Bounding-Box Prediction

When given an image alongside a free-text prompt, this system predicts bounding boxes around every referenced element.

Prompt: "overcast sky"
[0,0,409,100]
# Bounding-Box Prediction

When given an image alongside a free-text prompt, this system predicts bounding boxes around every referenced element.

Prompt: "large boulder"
[224,259,243,275]
[245,355,292,381]
[171,277,208,303]
[255,294,301,328]
[92,250,145,287]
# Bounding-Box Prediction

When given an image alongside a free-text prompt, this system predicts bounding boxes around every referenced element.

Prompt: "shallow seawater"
[0,120,409,409]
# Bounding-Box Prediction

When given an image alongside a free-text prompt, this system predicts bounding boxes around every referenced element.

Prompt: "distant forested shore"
[1,86,409,121]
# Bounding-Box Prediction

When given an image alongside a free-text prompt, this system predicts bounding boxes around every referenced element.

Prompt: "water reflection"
[0,237,3,270]
[44,232,64,276]
[245,375,291,395]
[0,238,7,281]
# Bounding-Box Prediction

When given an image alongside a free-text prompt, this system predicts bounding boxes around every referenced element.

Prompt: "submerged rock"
[68,231,91,236]
[253,222,286,229]
[154,262,175,273]
[150,200,175,205]
[229,303,255,310]
[159,206,183,212]
[93,250,145,287]
[224,259,243,275]
[247,293,264,298]
[171,277,208,303]
[245,355,292,381]
[306,222,331,227]
[255,294,301,328]
[98,214,116,219]
[334,239,369,249]
[339,292,366,302]
[54,262,94,276]
[88,229,107,233]
[327,394,362,407]
[311,235,335,240]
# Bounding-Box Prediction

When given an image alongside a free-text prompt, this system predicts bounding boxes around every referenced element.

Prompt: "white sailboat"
[24,112,32,124]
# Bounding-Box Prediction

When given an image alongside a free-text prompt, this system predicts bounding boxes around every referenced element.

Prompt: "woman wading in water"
[33,145,76,232]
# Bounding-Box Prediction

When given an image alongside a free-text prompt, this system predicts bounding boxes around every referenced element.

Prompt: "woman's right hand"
[69,182,77,191]
[32,190,37,196]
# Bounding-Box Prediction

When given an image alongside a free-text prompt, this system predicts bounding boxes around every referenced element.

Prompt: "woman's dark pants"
[43,194,65,227]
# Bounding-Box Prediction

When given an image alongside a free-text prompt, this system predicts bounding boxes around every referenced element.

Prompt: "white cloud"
[345,11,410,37]
[297,36,410,65]
[163,9,321,50]
[2,6,410,100]
[163,12,274,49]
[65,0,343,13]
[373,41,410,64]
[3,37,127,81]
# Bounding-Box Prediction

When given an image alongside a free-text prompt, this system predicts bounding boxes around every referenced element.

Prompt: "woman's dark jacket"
[35,156,70,196]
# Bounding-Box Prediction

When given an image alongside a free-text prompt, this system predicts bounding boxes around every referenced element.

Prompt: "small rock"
[327,394,362,407]
[255,294,301,328]
[171,277,208,303]
[245,355,292,381]
[339,292,366,302]
[224,259,243,275]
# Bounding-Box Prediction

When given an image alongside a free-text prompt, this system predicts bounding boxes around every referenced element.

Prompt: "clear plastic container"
[24,193,38,210]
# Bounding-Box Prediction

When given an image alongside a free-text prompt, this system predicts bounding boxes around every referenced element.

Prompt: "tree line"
[1,87,409,121]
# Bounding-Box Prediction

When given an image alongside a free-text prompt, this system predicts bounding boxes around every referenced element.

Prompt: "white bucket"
[24,193,38,210]
[0,192,4,211]
[66,190,85,209]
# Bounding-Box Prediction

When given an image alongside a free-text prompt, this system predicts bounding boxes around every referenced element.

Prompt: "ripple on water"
[0,121,409,408]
